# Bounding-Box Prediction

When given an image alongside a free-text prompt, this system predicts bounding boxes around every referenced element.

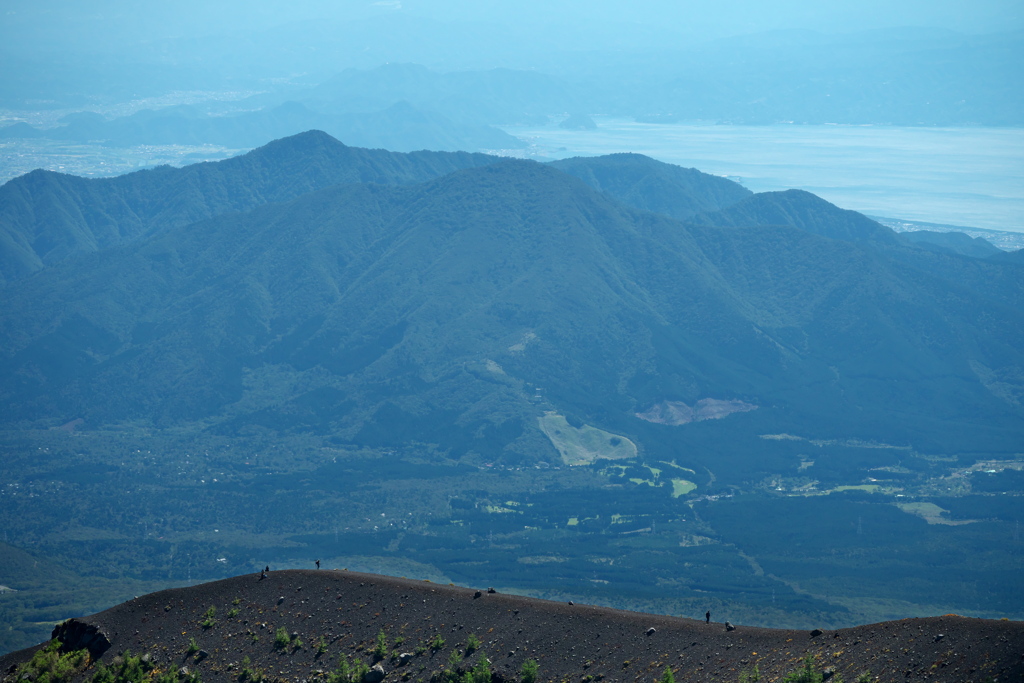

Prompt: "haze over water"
[507,121,1024,233]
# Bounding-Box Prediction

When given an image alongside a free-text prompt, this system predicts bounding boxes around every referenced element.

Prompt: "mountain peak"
[246,129,347,156]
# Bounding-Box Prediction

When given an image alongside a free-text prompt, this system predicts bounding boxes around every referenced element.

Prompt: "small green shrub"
[462,656,491,683]
[273,627,291,650]
[781,656,827,683]
[326,655,370,683]
[226,608,239,619]
[186,638,199,656]
[660,666,675,683]
[238,656,264,683]
[373,629,389,660]
[199,607,216,630]
[464,634,481,655]
[15,641,90,683]
[326,657,351,683]
[520,659,539,683]
[351,662,370,683]
[429,634,446,651]
[90,650,202,683]
[739,663,761,682]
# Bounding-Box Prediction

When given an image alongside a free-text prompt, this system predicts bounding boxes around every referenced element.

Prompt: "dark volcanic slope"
[3,571,1021,683]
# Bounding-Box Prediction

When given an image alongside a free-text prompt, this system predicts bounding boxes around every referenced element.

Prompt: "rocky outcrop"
[362,664,385,683]
[51,619,111,659]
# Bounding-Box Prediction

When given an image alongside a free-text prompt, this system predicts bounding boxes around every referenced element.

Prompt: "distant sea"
[500,120,1024,237]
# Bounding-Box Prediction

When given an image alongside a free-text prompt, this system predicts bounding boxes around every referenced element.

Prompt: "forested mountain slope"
[1,158,1020,457]
[694,188,899,245]
[549,153,752,220]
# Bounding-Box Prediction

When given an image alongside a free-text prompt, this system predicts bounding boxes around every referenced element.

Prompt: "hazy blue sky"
[2,0,1021,55]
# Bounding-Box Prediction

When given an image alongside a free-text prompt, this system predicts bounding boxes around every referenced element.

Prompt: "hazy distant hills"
[304,63,582,125]
[4,16,1020,127]
[624,29,1024,126]
[257,32,1024,127]
[1,132,1021,459]
[0,99,523,154]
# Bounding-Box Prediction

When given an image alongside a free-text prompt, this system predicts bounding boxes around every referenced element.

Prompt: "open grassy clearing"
[671,479,697,497]
[537,412,637,466]
[896,501,979,525]
[831,484,883,493]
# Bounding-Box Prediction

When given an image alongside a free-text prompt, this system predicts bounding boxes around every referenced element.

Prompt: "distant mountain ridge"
[1,143,1020,458]
[304,63,582,125]
[0,132,754,287]
[0,131,498,286]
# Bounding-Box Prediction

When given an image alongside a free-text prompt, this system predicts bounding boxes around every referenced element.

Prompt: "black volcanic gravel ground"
[2,570,1022,683]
